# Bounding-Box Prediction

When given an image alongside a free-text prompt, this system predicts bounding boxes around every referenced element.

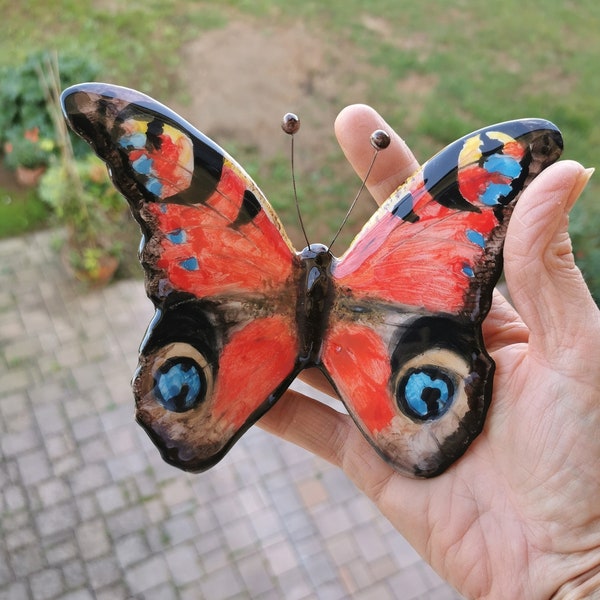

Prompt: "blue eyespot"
[154,357,203,412]
[479,182,514,206]
[167,229,187,244]
[146,177,163,197]
[484,153,521,179]
[397,367,455,421]
[132,154,153,175]
[479,154,522,205]
[179,257,199,271]
[466,229,485,249]
[119,132,146,149]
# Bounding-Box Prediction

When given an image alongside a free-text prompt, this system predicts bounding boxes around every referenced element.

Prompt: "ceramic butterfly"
[61,83,563,477]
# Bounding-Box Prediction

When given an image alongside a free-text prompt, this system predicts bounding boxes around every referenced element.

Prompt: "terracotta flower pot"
[15,165,46,187]
[74,254,119,287]
[61,242,120,288]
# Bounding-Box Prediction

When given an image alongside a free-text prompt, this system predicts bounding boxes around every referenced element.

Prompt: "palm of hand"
[383,291,600,598]
[260,105,600,599]
[353,162,600,598]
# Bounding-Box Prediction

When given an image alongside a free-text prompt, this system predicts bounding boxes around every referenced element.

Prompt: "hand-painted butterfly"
[61,83,563,477]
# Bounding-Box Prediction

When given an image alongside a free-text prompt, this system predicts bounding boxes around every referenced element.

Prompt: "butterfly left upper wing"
[322,120,563,477]
[62,83,302,471]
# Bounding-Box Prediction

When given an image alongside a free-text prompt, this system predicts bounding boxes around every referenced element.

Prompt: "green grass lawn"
[4,1,600,162]
[2,0,599,295]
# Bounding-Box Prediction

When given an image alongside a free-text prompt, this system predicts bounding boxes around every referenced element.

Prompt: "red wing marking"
[212,316,298,428]
[126,122,194,198]
[147,164,296,296]
[322,322,395,432]
[333,174,500,313]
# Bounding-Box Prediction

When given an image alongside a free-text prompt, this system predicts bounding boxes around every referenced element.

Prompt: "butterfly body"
[296,243,335,364]
[61,83,563,477]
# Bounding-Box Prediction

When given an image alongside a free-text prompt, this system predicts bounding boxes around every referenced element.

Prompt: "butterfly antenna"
[282,113,311,249]
[329,129,391,252]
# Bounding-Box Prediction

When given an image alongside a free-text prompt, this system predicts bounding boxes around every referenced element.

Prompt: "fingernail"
[567,167,594,208]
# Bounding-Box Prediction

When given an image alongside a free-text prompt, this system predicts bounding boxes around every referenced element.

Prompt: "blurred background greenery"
[1,0,599,298]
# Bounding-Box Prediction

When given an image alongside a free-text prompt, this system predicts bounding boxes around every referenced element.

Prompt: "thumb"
[504,160,598,363]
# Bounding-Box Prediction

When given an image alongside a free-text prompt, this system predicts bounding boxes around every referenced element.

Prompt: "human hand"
[259,105,600,599]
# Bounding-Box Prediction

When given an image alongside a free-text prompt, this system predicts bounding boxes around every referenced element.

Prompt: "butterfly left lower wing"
[62,83,302,471]
[323,119,563,477]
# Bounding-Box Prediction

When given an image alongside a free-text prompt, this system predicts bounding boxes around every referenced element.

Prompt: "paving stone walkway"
[0,231,464,600]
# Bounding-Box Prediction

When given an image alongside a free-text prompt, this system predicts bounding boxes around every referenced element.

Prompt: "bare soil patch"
[173,20,376,162]
[170,19,394,247]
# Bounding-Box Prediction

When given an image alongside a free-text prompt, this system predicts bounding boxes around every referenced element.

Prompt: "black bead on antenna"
[328,127,392,252]
[282,113,300,135]
[282,112,310,248]
[370,129,391,150]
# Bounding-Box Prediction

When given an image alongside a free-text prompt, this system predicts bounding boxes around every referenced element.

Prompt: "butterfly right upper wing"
[62,83,303,471]
[321,120,563,476]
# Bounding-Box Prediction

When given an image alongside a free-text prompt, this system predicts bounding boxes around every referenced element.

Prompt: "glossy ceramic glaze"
[62,82,562,477]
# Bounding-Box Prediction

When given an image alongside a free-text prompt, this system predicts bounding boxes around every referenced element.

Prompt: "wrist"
[550,564,600,599]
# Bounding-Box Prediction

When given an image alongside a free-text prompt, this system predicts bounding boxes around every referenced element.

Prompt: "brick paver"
[0,231,464,599]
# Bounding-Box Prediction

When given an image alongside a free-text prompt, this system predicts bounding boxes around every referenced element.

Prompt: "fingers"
[295,367,337,398]
[503,160,599,363]
[334,104,420,205]
[258,388,348,467]
[482,289,529,353]
[258,385,453,554]
[258,388,401,501]
[258,388,385,480]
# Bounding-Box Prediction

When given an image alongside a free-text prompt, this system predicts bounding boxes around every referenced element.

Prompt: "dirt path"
[173,20,374,161]
[168,19,392,247]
